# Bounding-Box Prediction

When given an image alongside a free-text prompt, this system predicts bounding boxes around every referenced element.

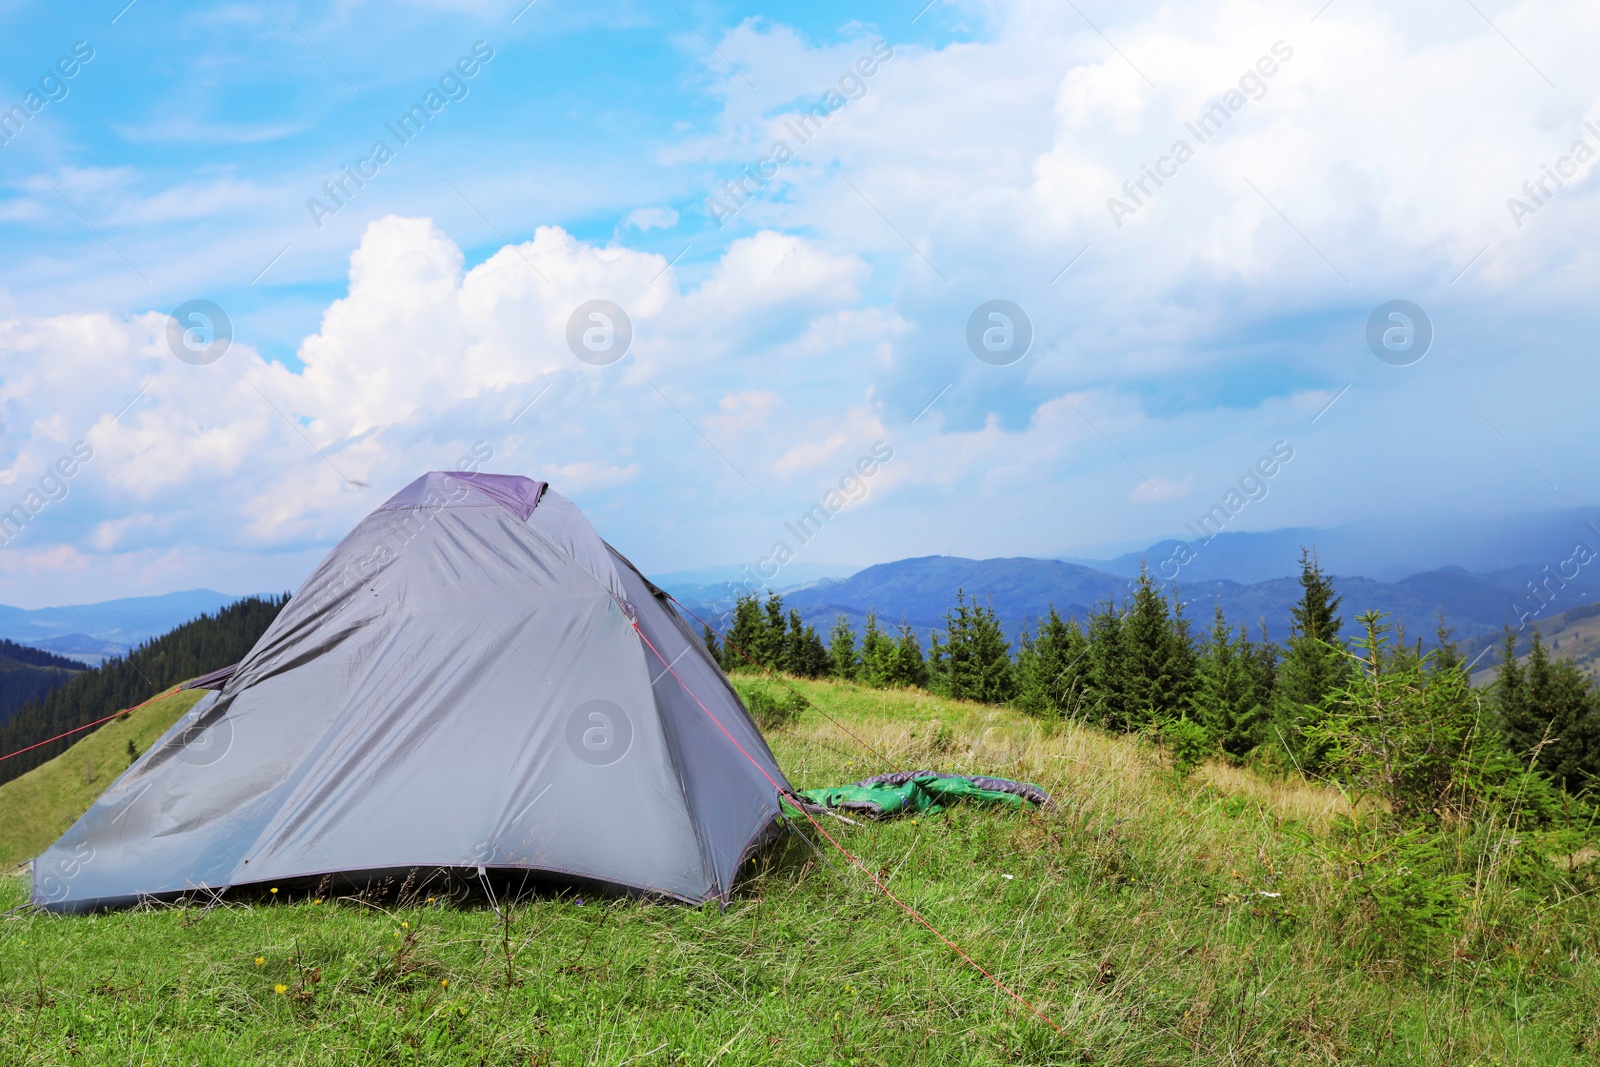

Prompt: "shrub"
[733,681,805,732]
[1157,715,1211,777]
[1307,612,1518,823]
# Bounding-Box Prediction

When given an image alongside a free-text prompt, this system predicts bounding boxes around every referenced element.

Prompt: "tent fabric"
[782,771,1050,820]
[375,471,547,523]
[181,662,240,692]
[32,472,789,912]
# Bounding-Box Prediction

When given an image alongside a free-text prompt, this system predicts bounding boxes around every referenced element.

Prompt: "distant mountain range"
[1065,506,1600,584]
[671,553,1600,660]
[660,504,1600,655]
[0,590,255,666]
[7,502,1600,675]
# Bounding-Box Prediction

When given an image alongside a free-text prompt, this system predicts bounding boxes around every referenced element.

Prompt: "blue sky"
[1,0,1598,606]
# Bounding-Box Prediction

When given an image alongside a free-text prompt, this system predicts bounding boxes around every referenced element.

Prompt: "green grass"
[1,677,1597,1065]
[0,689,204,872]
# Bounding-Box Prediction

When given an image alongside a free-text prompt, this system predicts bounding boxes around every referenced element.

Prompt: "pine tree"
[1273,548,1352,770]
[928,589,1015,703]
[828,615,859,680]
[1014,605,1088,718]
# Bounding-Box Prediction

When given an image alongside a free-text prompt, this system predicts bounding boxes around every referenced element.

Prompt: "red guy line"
[666,594,888,762]
[630,621,1063,1035]
[0,685,181,764]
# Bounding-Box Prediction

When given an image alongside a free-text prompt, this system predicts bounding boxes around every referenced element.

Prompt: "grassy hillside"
[0,677,1597,1065]
[0,689,203,871]
[0,594,285,788]
[1470,600,1600,686]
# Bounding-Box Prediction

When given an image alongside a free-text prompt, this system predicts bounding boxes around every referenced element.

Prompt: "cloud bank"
[2,0,1598,605]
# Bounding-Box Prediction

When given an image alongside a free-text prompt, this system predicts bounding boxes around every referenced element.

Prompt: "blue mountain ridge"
[673,556,1600,653]
[0,590,256,665]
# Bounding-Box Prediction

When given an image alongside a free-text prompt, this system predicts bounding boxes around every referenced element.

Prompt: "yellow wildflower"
[274,984,288,994]
[254,957,265,967]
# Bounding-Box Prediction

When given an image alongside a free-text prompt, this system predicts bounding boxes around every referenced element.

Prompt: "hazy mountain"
[22,635,132,669]
[0,590,257,662]
[677,555,1557,652]
[655,563,860,611]
[1067,505,1600,584]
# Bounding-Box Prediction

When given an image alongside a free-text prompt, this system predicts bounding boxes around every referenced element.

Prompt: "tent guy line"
[0,685,180,764]
[667,594,889,763]
[630,618,1065,1035]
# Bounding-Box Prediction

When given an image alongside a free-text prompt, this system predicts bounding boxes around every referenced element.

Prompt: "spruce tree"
[1309,612,1531,824]
[1014,605,1088,718]
[1291,547,1342,644]
[784,609,831,679]
[1191,607,1267,757]
[859,614,896,688]
[1084,600,1130,730]
[1170,593,1200,709]
[1430,612,1463,677]
[1246,619,1278,714]
[702,624,723,670]
[1120,568,1196,728]
[724,593,770,670]
[761,593,788,670]
[1494,627,1526,737]
[1500,629,1600,791]
[828,615,859,680]
[1510,629,1561,764]
[1273,548,1351,770]
[1014,624,1041,711]
[929,589,1015,703]
[888,621,931,689]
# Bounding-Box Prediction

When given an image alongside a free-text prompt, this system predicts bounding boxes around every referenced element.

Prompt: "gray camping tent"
[33,472,790,911]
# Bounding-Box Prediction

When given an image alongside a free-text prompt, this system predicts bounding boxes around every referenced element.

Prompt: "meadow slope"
[0,690,203,872]
[0,677,1596,1066]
